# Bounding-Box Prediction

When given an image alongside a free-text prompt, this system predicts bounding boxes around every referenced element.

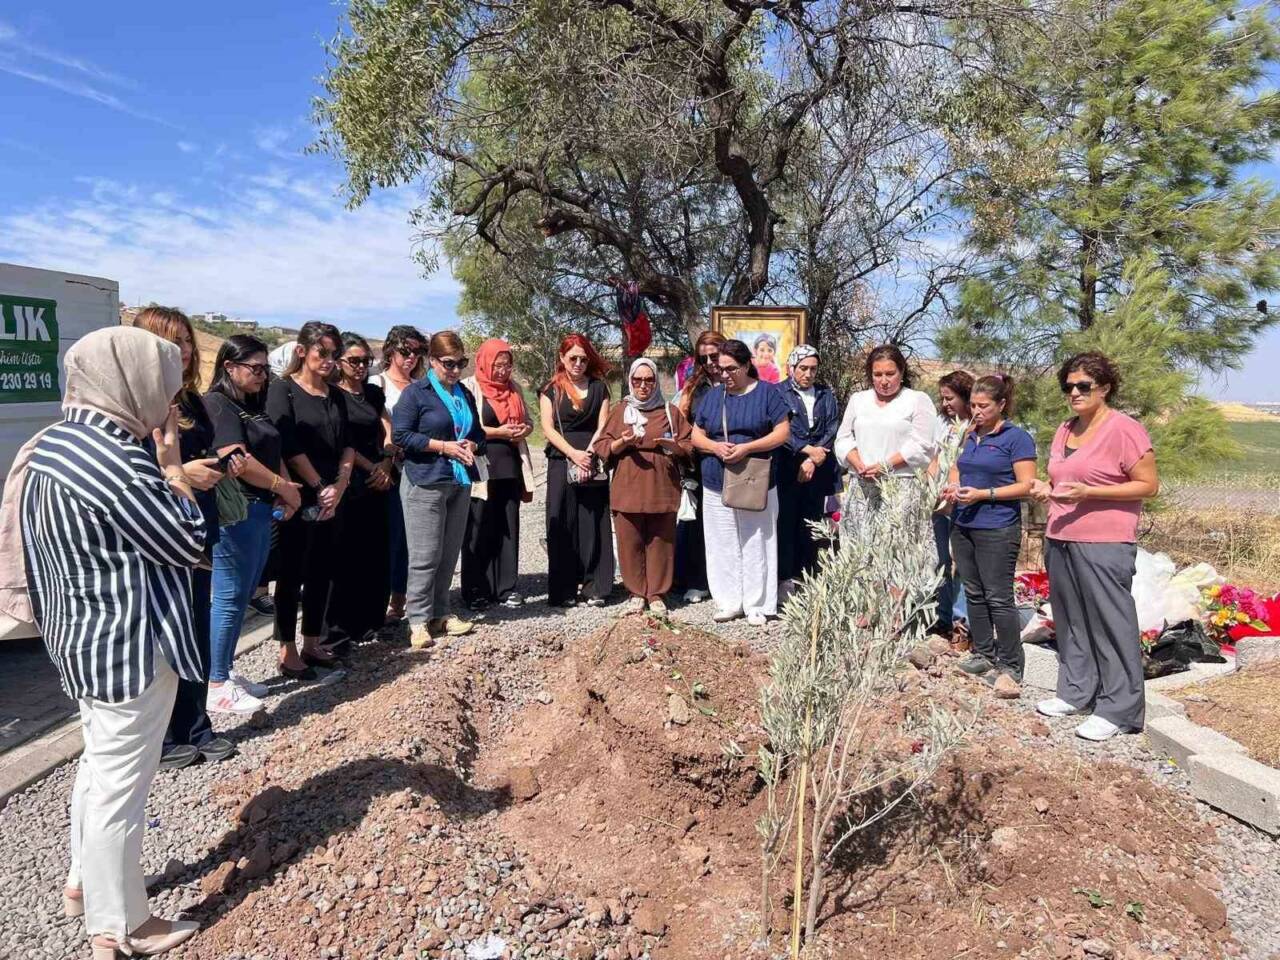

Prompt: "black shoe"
[198,737,236,763]
[280,664,318,681]
[159,745,200,771]
[248,595,275,616]
[958,654,995,676]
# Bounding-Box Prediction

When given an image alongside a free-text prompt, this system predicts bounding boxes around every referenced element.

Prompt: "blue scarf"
[427,370,474,486]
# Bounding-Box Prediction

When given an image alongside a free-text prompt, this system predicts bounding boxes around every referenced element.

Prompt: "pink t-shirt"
[1046,411,1153,543]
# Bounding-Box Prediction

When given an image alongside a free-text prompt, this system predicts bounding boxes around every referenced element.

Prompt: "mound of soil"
[171,617,1237,960]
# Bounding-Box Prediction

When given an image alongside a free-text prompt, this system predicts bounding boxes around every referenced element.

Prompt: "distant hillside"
[1216,402,1280,423]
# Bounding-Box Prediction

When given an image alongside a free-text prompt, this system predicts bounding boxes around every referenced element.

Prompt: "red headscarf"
[475,338,525,425]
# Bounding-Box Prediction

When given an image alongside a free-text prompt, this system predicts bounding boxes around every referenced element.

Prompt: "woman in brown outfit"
[594,358,692,616]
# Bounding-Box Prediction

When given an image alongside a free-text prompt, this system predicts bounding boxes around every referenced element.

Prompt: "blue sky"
[1,3,1278,401]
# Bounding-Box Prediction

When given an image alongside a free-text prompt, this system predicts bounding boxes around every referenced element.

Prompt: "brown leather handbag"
[720,392,769,511]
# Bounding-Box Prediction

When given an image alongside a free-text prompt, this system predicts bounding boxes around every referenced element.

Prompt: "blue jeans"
[209,500,273,683]
[932,512,968,629]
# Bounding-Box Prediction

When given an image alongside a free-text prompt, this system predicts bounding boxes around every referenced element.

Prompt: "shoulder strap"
[721,387,729,442]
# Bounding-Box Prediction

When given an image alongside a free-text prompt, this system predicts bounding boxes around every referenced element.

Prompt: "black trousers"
[274,510,342,645]
[164,566,213,752]
[545,458,613,605]
[673,487,708,593]
[951,522,1023,677]
[328,491,390,644]
[776,480,826,582]
[462,477,523,605]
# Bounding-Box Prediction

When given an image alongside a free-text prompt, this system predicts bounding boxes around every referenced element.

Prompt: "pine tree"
[943,0,1280,473]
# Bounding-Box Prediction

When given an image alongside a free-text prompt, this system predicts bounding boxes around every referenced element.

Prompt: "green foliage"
[1225,420,1280,474]
[950,0,1280,371]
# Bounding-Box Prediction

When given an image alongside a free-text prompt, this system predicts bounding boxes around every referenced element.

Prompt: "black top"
[176,393,219,550]
[480,398,520,481]
[266,377,350,493]
[205,389,284,504]
[541,379,608,459]
[340,382,388,497]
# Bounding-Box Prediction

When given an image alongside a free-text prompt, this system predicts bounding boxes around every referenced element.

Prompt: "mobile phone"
[216,446,245,471]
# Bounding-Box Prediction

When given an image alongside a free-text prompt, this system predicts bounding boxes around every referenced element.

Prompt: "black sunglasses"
[437,357,469,371]
[700,352,721,364]
[631,375,657,384]
[341,356,371,367]
[1062,380,1096,395]
[231,361,269,376]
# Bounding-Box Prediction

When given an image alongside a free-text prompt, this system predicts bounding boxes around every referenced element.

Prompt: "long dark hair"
[282,321,342,380]
[720,339,758,381]
[382,324,426,378]
[208,335,270,410]
[339,331,372,385]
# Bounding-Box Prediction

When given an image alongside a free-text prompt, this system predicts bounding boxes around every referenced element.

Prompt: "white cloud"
[0,173,460,334]
[176,140,197,153]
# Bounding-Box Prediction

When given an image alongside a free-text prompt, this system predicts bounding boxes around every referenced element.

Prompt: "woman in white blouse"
[834,345,938,537]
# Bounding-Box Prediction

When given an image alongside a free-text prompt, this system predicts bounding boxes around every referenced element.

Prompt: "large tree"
[944,0,1280,372]
[315,0,1005,343]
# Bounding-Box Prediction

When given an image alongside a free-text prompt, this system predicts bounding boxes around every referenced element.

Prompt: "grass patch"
[1172,662,1280,767]
[1142,507,1280,592]
[1227,420,1280,474]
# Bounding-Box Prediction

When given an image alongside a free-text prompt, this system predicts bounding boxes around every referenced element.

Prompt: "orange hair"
[550,334,610,409]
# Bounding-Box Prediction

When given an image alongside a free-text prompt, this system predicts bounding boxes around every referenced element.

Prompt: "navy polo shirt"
[954,422,1037,529]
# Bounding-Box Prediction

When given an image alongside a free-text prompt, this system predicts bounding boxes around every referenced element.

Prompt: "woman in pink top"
[1030,352,1159,742]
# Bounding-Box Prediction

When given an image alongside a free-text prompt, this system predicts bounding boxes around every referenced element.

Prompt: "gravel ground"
[1,459,1276,959]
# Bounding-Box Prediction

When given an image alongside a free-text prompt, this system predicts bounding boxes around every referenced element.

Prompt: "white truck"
[0,262,119,641]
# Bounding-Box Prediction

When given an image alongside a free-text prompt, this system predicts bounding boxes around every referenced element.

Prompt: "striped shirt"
[20,409,208,702]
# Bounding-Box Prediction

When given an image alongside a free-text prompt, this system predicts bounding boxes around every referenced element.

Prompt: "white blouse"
[369,373,406,411]
[833,388,938,475]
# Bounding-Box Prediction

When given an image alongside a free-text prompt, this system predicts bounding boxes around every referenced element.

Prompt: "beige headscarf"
[0,327,183,628]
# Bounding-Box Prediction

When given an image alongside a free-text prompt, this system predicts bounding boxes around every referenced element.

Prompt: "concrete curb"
[1020,641,1279,834]
[0,616,276,808]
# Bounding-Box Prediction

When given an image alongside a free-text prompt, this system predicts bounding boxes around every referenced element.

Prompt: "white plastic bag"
[1131,549,1218,632]
[677,487,698,522]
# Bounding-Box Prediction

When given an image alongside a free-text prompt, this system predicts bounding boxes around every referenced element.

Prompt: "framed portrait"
[711,305,808,384]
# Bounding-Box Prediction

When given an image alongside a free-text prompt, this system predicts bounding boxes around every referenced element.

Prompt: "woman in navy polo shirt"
[943,374,1037,689]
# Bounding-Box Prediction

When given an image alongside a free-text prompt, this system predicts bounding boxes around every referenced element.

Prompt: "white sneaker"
[683,589,708,603]
[713,608,742,623]
[1075,715,1122,741]
[648,598,668,617]
[1036,697,1087,718]
[746,612,767,627]
[230,671,269,699]
[207,682,263,716]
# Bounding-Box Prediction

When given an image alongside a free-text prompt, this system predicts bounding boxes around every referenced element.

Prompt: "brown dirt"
[1173,661,1280,767]
[168,618,1237,960]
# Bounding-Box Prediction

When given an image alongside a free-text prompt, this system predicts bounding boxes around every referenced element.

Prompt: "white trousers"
[67,653,178,938]
[702,486,779,617]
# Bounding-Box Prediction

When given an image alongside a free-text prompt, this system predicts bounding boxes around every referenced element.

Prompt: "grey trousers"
[1045,538,1145,730]
[403,481,470,623]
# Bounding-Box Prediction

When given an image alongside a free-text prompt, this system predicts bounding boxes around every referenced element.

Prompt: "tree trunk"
[804,855,825,944]
[1079,227,1099,329]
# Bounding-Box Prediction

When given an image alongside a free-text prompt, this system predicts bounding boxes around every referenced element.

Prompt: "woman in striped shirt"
[12,328,207,957]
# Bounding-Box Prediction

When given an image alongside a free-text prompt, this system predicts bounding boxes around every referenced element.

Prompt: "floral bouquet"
[1015,571,1050,607]
[1201,584,1271,643]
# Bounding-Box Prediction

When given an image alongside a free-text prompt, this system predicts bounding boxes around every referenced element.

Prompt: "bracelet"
[163,468,186,483]
[988,488,997,503]
[270,475,281,493]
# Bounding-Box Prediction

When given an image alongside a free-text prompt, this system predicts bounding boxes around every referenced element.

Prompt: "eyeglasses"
[232,361,269,376]
[700,352,720,365]
[436,357,469,372]
[492,362,513,372]
[631,375,657,385]
[397,347,426,358]
[1062,380,1096,395]
[341,356,371,367]
[718,363,742,375]
[314,347,339,360]
[565,355,589,365]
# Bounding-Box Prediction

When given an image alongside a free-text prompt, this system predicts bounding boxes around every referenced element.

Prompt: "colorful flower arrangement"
[1200,584,1271,643]
[1015,571,1050,607]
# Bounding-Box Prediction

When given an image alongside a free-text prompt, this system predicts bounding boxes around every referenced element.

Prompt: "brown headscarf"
[0,327,183,628]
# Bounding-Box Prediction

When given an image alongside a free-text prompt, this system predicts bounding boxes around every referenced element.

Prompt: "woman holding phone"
[1031,352,1158,741]
[133,307,244,768]
[204,335,302,714]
